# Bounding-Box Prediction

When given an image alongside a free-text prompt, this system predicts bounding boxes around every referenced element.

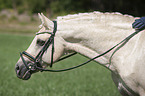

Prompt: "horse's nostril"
[16,65,20,70]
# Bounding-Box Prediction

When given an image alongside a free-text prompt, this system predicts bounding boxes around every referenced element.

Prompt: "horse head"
[15,13,65,80]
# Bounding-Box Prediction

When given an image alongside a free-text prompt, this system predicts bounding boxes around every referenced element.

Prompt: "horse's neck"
[57,13,135,53]
[56,12,144,71]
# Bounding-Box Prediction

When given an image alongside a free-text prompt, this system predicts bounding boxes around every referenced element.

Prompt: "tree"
[0,0,145,17]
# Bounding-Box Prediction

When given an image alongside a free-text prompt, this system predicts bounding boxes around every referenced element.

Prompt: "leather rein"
[20,21,141,73]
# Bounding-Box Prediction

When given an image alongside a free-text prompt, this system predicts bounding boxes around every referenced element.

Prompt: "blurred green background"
[0,0,145,34]
[1,0,145,17]
[0,0,144,96]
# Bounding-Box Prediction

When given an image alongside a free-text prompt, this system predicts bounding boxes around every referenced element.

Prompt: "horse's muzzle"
[15,63,31,80]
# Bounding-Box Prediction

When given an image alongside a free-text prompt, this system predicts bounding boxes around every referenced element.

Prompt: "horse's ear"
[38,13,44,28]
[38,13,54,30]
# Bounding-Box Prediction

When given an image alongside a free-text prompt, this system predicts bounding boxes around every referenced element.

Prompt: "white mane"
[57,11,134,24]
[56,11,135,34]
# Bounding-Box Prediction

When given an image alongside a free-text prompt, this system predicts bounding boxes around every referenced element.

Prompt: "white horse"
[15,11,145,96]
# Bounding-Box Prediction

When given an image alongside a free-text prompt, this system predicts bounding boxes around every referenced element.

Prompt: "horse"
[15,11,145,96]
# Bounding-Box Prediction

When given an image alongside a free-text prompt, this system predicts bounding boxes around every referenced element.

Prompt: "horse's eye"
[37,39,45,46]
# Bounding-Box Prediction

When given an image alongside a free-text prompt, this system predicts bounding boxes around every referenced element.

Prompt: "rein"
[20,21,141,73]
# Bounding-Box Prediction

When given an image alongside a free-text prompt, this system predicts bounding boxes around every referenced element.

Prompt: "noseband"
[20,20,141,73]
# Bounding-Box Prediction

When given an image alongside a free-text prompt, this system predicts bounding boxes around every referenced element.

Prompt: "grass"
[0,33,121,96]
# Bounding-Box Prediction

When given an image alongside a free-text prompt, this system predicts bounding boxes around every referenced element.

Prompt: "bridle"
[20,20,141,73]
[20,21,77,73]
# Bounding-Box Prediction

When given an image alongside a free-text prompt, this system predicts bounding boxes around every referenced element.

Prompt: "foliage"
[0,0,12,9]
[0,0,145,17]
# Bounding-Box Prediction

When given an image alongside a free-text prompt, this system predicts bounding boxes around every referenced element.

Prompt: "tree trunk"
[12,0,17,12]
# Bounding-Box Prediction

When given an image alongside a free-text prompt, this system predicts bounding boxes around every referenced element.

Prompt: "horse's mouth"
[15,65,31,80]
